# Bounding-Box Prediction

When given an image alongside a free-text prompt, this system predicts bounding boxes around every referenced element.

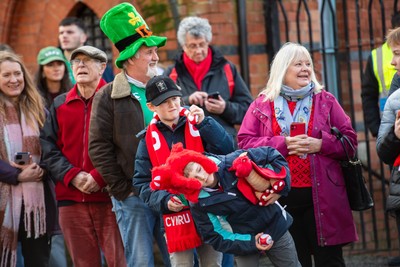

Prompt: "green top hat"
[100,2,167,69]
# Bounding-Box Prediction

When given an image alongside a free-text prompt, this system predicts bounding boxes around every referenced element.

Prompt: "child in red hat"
[151,143,301,267]
[133,75,235,266]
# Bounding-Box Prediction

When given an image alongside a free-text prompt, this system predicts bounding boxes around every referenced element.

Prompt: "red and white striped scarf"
[146,107,204,253]
[146,107,204,166]
[0,101,46,267]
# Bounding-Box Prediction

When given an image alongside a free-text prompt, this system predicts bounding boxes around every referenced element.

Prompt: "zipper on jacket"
[81,99,89,204]
[82,102,89,169]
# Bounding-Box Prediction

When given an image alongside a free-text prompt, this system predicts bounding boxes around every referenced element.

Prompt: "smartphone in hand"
[207,91,220,100]
[290,122,306,137]
[14,152,31,165]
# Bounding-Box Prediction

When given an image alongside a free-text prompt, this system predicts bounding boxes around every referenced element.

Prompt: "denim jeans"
[235,231,301,267]
[59,202,126,267]
[111,195,170,267]
[49,235,67,267]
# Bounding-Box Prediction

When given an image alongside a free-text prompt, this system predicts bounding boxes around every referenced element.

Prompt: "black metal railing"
[264,0,399,253]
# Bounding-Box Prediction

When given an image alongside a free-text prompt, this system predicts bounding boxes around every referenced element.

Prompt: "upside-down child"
[151,143,301,267]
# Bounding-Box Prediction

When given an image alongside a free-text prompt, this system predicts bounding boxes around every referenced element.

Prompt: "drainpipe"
[237,0,250,88]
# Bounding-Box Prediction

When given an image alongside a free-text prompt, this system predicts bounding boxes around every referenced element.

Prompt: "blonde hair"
[260,42,323,101]
[387,27,400,48]
[0,51,45,128]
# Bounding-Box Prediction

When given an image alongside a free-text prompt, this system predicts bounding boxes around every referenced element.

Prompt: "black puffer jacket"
[164,46,253,145]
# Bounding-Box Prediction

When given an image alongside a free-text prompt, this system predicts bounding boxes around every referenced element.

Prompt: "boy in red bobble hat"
[151,143,301,267]
[133,75,235,266]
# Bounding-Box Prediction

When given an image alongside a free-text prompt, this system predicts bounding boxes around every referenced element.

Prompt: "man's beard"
[146,64,159,79]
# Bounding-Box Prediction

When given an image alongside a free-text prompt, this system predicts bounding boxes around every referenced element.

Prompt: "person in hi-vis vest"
[362,12,400,137]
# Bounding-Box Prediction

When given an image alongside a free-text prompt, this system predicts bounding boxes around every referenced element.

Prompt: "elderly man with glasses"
[40,45,126,267]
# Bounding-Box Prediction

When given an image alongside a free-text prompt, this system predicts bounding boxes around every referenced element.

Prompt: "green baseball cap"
[100,2,167,69]
[37,46,65,65]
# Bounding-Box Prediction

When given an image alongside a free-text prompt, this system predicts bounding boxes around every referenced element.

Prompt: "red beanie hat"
[150,143,218,202]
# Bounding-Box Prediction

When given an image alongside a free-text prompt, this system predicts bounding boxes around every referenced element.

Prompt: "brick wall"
[0,0,269,98]
[0,0,398,255]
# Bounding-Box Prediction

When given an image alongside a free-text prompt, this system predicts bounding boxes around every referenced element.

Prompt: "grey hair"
[177,16,212,47]
[122,50,141,70]
[260,42,323,101]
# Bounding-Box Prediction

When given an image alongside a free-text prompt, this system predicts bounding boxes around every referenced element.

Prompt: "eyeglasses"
[185,42,208,51]
[70,58,100,66]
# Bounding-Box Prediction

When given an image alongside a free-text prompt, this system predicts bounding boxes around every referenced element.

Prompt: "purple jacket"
[238,90,358,246]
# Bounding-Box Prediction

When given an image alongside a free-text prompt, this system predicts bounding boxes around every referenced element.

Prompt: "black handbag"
[331,127,374,211]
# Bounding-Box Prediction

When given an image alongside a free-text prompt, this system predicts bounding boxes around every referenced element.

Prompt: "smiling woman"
[238,42,359,267]
[0,51,54,267]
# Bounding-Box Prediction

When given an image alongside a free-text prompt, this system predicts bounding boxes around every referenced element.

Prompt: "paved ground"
[154,246,398,266]
[154,253,394,266]
[257,253,392,266]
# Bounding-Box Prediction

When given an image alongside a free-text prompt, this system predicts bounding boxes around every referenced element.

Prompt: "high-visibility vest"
[372,42,397,110]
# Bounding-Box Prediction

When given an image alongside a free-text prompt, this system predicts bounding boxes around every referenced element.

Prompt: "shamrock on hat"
[100,2,167,68]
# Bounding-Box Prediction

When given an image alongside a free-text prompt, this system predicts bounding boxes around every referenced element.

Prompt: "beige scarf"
[0,101,46,267]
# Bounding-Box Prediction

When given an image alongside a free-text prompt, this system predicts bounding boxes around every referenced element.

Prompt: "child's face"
[391,43,400,74]
[148,96,181,126]
[186,162,216,188]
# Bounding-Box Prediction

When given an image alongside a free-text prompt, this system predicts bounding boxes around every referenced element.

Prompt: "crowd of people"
[2,1,400,267]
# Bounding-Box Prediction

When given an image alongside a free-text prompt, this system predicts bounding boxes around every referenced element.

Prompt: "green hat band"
[115,25,152,52]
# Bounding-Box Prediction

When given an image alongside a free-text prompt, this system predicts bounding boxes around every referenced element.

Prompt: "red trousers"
[59,202,126,267]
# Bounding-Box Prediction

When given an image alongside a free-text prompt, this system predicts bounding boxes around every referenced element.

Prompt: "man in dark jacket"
[40,45,126,267]
[164,16,253,148]
[88,3,170,267]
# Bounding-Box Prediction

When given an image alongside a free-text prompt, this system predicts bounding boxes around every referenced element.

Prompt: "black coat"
[164,46,253,145]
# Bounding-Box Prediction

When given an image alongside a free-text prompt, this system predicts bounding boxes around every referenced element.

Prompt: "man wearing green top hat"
[88,3,170,267]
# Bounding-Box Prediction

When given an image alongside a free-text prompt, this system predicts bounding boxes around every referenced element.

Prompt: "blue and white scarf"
[274,82,314,135]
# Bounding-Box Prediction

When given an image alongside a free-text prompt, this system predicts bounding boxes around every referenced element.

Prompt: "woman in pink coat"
[238,42,358,267]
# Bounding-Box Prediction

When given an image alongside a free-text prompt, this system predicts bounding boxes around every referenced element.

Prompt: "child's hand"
[258,192,281,206]
[188,105,204,124]
[167,196,184,213]
[255,232,274,251]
